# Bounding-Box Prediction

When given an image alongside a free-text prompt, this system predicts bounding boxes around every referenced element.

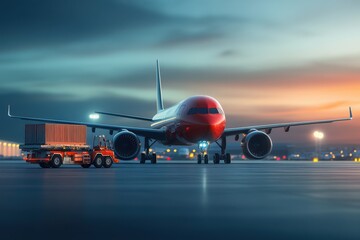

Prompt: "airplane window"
[209,108,219,114]
[198,108,208,114]
[187,108,208,115]
[188,108,197,115]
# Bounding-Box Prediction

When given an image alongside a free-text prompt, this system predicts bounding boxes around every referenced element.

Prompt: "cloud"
[156,30,223,48]
[218,49,238,58]
[0,0,166,51]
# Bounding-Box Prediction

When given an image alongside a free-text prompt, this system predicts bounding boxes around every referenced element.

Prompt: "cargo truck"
[20,124,119,168]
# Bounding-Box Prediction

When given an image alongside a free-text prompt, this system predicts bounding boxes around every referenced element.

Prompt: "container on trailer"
[24,124,87,145]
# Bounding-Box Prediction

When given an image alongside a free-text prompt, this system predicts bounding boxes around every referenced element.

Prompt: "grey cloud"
[0,0,166,51]
[156,30,223,48]
[219,49,238,58]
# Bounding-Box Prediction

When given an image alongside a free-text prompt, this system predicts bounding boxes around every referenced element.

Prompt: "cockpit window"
[209,108,219,114]
[187,108,223,115]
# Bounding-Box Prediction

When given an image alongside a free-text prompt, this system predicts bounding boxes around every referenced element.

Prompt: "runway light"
[313,157,319,163]
[89,113,100,120]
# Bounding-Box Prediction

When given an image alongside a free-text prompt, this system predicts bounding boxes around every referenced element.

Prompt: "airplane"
[8,60,353,164]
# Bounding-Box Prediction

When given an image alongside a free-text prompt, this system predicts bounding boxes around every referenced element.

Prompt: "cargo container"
[25,124,86,145]
[21,124,119,168]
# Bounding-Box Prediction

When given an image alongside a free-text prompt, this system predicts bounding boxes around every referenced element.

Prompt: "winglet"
[349,106,353,119]
[8,105,11,117]
[156,59,164,113]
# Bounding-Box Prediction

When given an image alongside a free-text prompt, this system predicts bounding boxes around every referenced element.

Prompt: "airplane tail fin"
[156,60,164,113]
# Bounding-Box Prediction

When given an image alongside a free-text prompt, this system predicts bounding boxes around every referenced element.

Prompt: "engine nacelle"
[113,131,141,160]
[242,130,273,159]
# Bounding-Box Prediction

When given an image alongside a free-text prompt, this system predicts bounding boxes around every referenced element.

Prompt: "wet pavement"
[1,160,360,240]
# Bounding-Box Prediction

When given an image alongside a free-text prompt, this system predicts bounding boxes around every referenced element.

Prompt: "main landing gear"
[140,137,157,164]
[213,137,231,164]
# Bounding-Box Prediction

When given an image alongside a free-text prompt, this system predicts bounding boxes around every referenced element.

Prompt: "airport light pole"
[313,131,324,160]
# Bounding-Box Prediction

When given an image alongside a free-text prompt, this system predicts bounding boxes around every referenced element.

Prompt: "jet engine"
[241,130,273,159]
[113,131,141,160]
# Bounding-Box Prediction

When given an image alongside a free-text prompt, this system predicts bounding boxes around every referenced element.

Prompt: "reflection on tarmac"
[1,160,360,240]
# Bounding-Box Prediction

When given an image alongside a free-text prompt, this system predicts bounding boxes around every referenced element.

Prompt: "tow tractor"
[21,135,119,168]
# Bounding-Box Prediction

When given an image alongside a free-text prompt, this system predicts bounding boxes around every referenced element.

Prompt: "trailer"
[20,124,119,168]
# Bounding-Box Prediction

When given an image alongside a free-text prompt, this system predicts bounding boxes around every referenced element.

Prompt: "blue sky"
[1,0,359,144]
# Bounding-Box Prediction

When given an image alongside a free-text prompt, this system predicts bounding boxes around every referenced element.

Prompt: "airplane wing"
[223,107,353,137]
[95,111,153,122]
[8,106,166,140]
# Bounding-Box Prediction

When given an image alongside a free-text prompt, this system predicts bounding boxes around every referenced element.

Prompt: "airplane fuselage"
[151,95,226,145]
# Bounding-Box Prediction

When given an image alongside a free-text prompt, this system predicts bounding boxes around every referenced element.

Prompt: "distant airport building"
[0,140,21,158]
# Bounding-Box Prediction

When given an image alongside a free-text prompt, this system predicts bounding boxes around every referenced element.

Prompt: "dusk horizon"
[0,0,359,146]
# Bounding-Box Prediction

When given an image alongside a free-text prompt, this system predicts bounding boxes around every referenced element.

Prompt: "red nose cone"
[179,95,226,143]
[182,118,225,143]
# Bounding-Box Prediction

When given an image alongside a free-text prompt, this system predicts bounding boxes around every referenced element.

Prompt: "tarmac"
[1,160,360,240]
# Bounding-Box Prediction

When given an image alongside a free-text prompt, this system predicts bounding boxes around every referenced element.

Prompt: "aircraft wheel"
[51,155,62,168]
[204,154,209,164]
[140,153,146,164]
[213,153,220,164]
[81,164,91,168]
[197,154,202,164]
[225,153,231,164]
[151,153,157,164]
[103,156,113,168]
[39,162,51,168]
[93,155,103,168]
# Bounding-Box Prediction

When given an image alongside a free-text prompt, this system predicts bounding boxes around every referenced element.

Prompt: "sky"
[0,0,359,145]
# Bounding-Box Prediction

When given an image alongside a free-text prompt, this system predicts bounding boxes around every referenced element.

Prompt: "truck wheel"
[103,157,113,168]
[93,155,103,168]
[81,164,91,168]
[51,155,62,168]
[39,162,51,168]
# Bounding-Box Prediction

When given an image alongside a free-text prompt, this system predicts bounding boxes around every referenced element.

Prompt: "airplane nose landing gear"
[197,141,209,164]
